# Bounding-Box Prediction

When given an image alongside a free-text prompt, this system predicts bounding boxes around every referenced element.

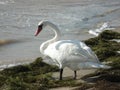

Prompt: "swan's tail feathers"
[98,64,111,69]
[78,62,111,69]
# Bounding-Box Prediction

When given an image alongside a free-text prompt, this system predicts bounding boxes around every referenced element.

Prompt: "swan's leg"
[60,69,63,80]
[74,71,77,79]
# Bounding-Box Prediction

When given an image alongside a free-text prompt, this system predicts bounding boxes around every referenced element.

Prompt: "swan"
[34,20,110,80]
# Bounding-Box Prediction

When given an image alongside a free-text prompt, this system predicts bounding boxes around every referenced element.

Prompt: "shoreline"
[0,28,120,69]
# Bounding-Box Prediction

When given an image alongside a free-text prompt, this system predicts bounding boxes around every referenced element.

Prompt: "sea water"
[0,0,120,67]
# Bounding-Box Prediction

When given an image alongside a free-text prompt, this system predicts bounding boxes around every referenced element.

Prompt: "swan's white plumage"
[44,40,99,69]
[43,40,104,70]
[35,21,110,71]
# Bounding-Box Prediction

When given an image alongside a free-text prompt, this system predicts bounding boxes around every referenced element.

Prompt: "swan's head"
[35,20,47,36]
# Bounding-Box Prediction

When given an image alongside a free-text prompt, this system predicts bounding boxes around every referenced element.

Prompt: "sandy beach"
[113,28,120,33]
[51,68,95,90]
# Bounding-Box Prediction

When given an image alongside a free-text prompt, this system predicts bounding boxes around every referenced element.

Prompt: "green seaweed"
[84,30,120,82]
[98,30,120,40]
[85,30,120,61]
[0,58,81,90]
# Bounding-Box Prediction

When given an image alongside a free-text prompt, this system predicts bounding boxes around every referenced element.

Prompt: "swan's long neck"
[40,22,61,54]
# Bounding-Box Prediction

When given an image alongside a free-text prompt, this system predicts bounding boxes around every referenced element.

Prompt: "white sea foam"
[0,62,29,70]
[88,22,115,36]
[0,0,14,5]
[88,30,99,36]
[111,39,120,43]
[0,1,6,4]
[117,51,120,54]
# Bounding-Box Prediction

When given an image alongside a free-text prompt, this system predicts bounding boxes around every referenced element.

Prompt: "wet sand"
[52,67,95,80]
[113,27,120,33]
[51,67,96,90]
[0,39,17,46]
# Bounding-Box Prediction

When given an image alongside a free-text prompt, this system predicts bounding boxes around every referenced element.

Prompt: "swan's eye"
[38,24,43,29]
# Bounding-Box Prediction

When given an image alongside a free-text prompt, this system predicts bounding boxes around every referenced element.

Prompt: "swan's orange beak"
[34,25,42,36]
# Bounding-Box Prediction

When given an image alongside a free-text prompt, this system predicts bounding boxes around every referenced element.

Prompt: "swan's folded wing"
[57,41,90,58]
[65,54,89,63]
[65,56,110,70]
[80,42,99,62]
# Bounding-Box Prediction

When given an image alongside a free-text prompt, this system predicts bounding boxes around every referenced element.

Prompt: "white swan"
[35,20,110,80]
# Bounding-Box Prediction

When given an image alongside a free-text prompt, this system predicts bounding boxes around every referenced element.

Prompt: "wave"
[110,39,120,43]
[88,22,115,36]
[0,1,6,4]
[0,39,20,46]
[0,62,29,70]
[0,0,15,5]
[82,8,120,22]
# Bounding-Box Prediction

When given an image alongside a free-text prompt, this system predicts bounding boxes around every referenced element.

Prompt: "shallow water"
[0,0,120,66]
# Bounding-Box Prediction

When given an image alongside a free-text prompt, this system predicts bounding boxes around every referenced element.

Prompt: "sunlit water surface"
[0,0,120,66]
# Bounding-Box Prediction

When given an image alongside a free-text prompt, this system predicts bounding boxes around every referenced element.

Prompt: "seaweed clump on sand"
[84,30,120,82]
[0,57,59,90]
[0,58,82,90]
[85,30,120,61]
[74,80,120,90]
